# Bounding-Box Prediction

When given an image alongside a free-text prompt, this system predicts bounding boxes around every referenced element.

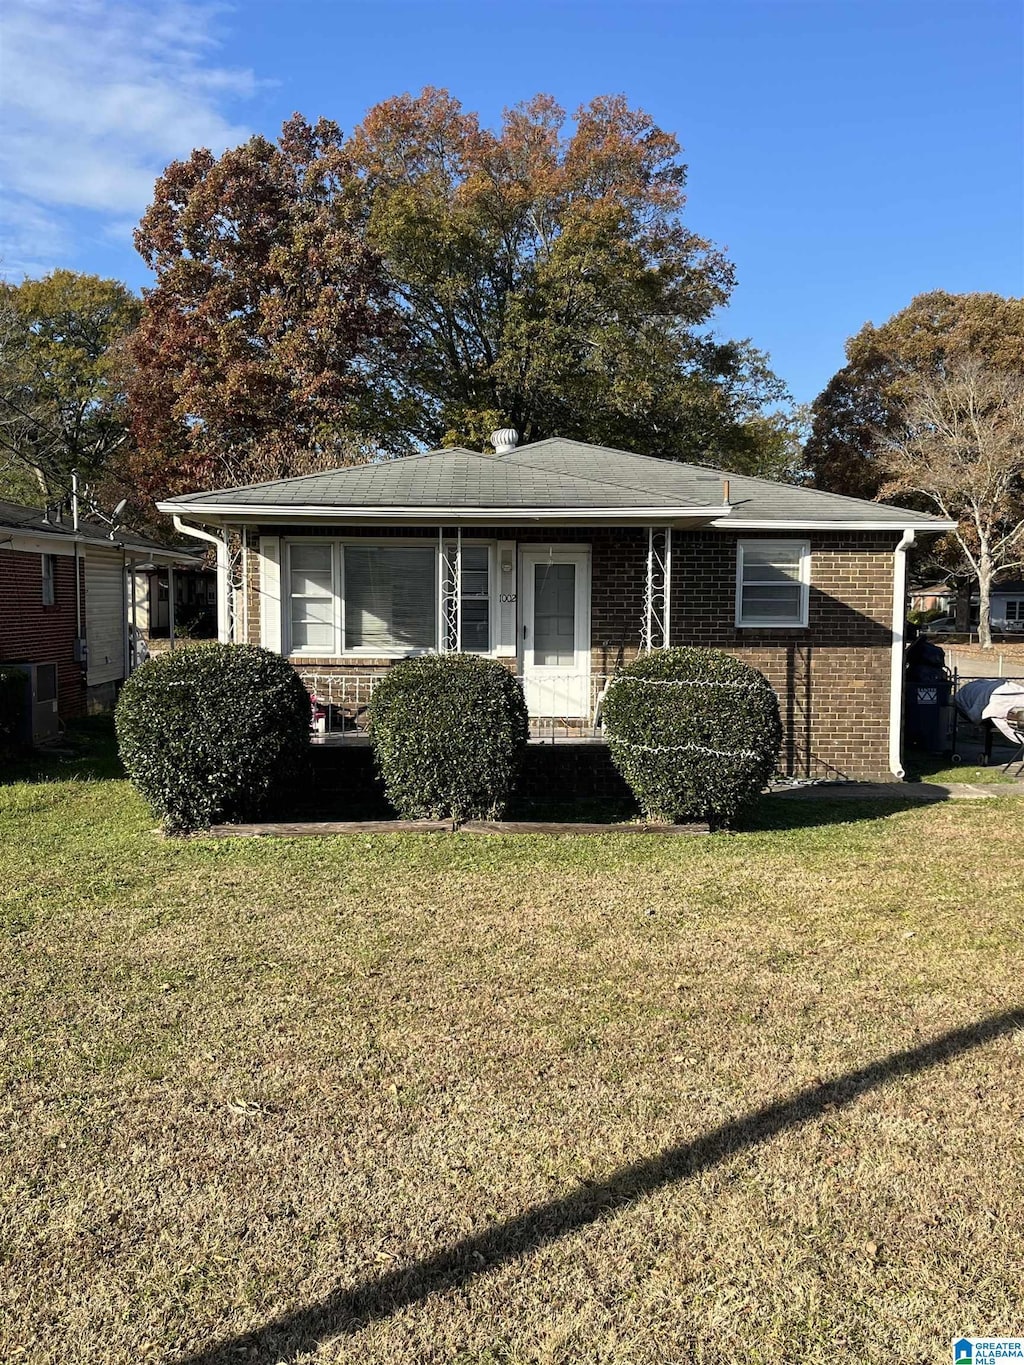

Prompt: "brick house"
[0,500,196,721]
[158,435,954,781]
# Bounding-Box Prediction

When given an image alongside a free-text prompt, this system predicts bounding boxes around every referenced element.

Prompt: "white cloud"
[0,0,257,277]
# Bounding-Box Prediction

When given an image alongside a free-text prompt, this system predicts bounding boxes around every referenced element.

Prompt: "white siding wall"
[85,547,126,686]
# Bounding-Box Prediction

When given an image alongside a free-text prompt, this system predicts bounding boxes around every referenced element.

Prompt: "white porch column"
[167,565,175,650]
[129,556,138,671]
[215,528,230,643]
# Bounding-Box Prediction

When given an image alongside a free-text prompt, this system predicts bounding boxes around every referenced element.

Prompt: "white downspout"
[889,528,915,780]
[173,515,231,643]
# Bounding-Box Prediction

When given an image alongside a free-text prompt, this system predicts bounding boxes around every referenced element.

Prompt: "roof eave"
[157,502,733,527]
[711,516,958,532]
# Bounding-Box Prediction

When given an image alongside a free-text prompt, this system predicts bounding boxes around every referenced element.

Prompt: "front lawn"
[1,726,1021,1364]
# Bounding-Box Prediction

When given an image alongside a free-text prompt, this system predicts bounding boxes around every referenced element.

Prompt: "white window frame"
[1004,599,1023,622]
[445,540,498,657]
[735,539,810,629]
[282,537,498,659]
[285,538,338,657]
[41,553,56,606]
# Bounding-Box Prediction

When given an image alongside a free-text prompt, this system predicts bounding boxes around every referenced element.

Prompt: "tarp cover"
[955,678,1024,742]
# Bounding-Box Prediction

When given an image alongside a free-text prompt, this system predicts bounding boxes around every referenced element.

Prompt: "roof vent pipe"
[490,428,518,455]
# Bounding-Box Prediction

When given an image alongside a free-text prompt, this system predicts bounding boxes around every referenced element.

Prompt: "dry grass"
[1,725,1022,1364]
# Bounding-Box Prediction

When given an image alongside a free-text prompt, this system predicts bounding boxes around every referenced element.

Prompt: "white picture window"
[736,540,810,628]
[289,542,335,653]
[343,545,437,653]
[41,553,56,606]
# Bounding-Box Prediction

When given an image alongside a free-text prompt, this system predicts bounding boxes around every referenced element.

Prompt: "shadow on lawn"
[739,788,952,834]
[176,1007,1023,1365]
[1,714,124,786]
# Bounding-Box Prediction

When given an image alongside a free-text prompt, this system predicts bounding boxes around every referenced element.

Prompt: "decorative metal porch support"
[438,526,462,652]
[641,526,672,652]
[216,524,248,645]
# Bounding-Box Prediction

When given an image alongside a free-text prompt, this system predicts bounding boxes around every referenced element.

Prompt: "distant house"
[990,579,1024,632]
[158,434,954,781]
[0,499,195,720]
[132,563,217,640]
[909,583,953,616]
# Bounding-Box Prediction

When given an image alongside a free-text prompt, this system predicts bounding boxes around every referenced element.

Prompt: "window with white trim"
[1004,599,1023,622]
[454,544,491,652]
[284,540,500,656]
[736,540,810,628]
[289,543,335,652]
[41,553,56,606]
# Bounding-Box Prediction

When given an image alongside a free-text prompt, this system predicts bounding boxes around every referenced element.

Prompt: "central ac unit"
[3,661,60,743]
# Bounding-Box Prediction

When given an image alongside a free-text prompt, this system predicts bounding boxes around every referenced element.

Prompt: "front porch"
[300,670,616,742]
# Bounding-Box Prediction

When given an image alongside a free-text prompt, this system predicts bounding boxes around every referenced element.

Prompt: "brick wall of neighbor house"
[242,525,899,781]
[0,547,86,718]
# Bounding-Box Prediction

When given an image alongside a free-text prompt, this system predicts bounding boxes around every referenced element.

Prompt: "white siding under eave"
[85,547,126,686]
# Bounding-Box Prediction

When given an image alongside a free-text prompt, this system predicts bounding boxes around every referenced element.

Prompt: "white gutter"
[173,514,231,643]
[889,528,916,780]
[712,518,957,532]
[157,502,732,525]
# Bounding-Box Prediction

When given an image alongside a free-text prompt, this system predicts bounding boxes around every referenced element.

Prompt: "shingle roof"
[0,499,199,559]
[158,437,953,529]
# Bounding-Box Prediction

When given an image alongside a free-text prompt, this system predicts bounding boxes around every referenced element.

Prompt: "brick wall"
[0,547,86,718]
[241,524,901,781]
[614,529,897,780]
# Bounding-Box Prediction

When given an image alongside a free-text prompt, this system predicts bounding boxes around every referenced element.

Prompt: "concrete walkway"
[771,780,1021,803]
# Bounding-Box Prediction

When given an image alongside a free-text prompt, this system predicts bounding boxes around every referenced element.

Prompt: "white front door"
[520,547,591,718]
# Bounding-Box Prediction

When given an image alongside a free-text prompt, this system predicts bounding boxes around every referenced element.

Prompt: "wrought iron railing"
[297,670,615,742]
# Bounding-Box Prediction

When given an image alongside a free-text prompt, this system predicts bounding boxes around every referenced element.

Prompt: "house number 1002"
[499,593,517,603]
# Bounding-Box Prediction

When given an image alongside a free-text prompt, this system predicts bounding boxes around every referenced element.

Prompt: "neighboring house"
[0,499,195,720]
[158,434,954,781]
[909,584,953,616]
[132,563,217,639]
[989,580,1024,632]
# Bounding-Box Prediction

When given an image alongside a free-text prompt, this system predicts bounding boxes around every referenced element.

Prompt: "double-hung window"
[736,540,810,628]
[285,540,496,656]
[41,554,56,606]
[455,544,491,652]
[289,543,335,652]
[1005,599,1023,622]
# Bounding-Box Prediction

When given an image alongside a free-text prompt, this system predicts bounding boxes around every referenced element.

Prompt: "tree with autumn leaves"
[806,292,1024,643]
[126,92,791,500]
[128,115,404,498]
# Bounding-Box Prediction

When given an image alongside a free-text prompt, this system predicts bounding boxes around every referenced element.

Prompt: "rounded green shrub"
[367,654,528,822]
[601,648,781,827]
[115,643,311,832]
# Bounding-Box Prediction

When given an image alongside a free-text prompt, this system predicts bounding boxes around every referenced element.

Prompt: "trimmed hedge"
[115,644,311,832]
[601,648,781,827]
[367,654,528,822]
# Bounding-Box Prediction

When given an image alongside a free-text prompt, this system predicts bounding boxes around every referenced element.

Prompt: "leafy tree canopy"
[805,290,1024,499]
[0,270,139,504]
[347,89,788,468]
[128,115,404,501]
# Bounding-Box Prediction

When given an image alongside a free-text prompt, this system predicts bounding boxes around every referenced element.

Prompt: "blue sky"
[1,0,1021,404]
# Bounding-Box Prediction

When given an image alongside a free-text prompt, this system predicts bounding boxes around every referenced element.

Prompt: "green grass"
[1,722,1022,1364]
[904,746,1017,785]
